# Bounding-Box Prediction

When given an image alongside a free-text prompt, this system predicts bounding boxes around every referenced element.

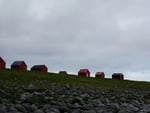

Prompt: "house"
[112,73,124,80]
[78,69,90,77]
[59,71,67,75]
[31,65,48,72]
[95,72,105,78]
[0,57,6,69]
[11,61,27,70]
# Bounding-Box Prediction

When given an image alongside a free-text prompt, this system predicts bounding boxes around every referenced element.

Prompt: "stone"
[59,106,71,113]
[34,110,44,113]
[127,104,139,112]
[74,103,81,108]
[7,106,18,113]
[20,92,33,100]
[109,103,120,112]
[118,109,133,113]
[0,89,6,95]
[30,104,38,112]
[15,104,27,113]
[82,110,96,113]
[50,107,60,113]
[72,109,80,113]
[0,105,7,113]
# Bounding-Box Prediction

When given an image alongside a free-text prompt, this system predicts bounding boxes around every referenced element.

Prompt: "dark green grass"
[0,69,150,90]
[0,69,150,104]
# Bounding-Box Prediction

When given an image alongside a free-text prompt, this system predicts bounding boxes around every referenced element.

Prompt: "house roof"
[11,61,25,66]
[112,73,123,76]
[32,65,47,69]
[96,72,104,74]
[0,57,5,63]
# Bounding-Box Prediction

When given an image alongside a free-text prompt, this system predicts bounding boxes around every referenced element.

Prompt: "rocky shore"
[0,82,150,113]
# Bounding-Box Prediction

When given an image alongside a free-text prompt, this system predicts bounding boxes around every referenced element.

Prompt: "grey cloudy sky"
[0,0,150,81]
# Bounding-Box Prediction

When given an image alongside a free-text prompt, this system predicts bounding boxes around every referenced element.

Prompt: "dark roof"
[32,65,47,68]
[96,72,104,74]
[59,71,67,74]
[11,61,25,66]
[112,73,123,75]
[79,69,90,73]
[0,57,5,63]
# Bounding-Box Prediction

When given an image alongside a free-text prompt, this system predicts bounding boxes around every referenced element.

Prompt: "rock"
[20,92,33,101]
[109,103,120,112]
[82,110,96,113]
[118,109,133,113]
[22,103,33,111]
[0,89,6,95]
[23,83,35,92]
[127,104,139,112]
[71,97,84,105]
[33,91,42,96]
[101,98,109,104]
[15,104,27,113]
[7,105,18,113]
[139,104,150,113]
[30,104,38,112]
[59,106,71,113]
[50,107,60,113]
[0,104,7,113]
[74,103,82,108]
[81,104,94,110]
[34,110,44,113]
[72,109,80,113]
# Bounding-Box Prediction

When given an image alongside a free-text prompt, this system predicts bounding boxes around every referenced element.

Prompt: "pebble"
[0,83,149,113]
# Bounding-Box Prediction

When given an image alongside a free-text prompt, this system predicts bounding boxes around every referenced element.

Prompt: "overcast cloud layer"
[0,0,150,81]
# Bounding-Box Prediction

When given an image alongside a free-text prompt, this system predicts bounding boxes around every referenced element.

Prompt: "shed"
[78,69,90,77]
[95,72,105,78]
[0,57,6,69]
[59,71,67,75]
[112,73,124,80]
[31,65,48,72]
[11,61,27,70]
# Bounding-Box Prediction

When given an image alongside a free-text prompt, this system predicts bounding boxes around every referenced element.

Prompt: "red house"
[95,72,105,78]
[78,69,90,77]
[11,61,27,70]
[0,57,6,69]
[31,65,48,72]
[112,73,124,80]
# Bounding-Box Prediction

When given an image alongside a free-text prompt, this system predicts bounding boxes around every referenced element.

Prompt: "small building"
[95,72,105,78]
[0,57,6,69]
[11,61,27,70]
[112,73,124,80]
[31,65,48,72]
[78,69,90,77]
[59,71,67,75]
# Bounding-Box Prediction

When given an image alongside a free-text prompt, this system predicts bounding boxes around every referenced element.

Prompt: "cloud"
[0,0,150,81]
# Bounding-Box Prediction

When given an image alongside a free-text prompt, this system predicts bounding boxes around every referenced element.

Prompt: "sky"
[0,0,150,82]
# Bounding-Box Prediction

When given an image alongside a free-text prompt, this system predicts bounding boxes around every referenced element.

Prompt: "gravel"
[0,82,149,113]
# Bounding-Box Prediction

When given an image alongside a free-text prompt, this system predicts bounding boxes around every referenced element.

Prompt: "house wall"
[20,63,27,70]
[11,62,27,70]
[78,71,90,77]
[112,75,124,80]
[31,66,47,72]
[0,59,5,69]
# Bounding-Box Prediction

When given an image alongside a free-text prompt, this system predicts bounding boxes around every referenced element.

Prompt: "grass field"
[0,69,149,90]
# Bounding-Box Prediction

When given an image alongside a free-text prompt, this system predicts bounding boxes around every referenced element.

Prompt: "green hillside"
[0,69,149,90]
[0,69,150,104]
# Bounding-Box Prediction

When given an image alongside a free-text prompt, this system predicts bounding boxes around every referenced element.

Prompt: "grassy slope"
[0,69,150,90]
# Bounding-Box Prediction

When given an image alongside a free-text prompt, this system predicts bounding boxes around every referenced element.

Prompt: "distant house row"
[0,57,47,72]
[78,69,124,80]
[0,57,124,80]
